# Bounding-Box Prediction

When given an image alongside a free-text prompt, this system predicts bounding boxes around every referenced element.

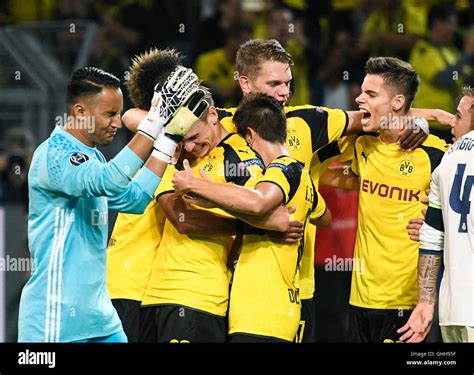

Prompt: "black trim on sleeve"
[222,142,252,186]
[425,206,444,232]
[420,145,445,173]
[283,161,303,203]
[311,179,318,212]
[317,141,342,164]
[342,110,349,136]
[217,108,234,121]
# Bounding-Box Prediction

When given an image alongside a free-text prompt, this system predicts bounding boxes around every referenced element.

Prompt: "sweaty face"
[85,87,123,146]
[451,95,474,142]
[355,74,394,133]
[246,60,292,105]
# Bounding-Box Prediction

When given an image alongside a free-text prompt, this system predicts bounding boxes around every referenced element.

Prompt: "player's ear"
[392,94,405,112]
[206,106,218,126]
[246,127,257,145]
[71,102,87,117]
[239,74,252,95]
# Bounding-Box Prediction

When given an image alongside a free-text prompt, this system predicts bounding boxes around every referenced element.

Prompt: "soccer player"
[320,57,449,343]
[398,86,474,343]
[18,65,202,342]
[122,39,446,342]
[173,94,330,342]
[140,89,299,343]
[106,48,182,343]
[107,48,300,343]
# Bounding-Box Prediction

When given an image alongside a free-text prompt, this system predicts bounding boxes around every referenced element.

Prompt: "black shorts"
[348,305,414,343]
[229,333,290,343]
[111,299,141,343]
[295,298,315,343]
[140,304,227,343]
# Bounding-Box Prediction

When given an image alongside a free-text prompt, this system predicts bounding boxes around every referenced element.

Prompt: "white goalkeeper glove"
[152,89,210,163]
[137,66,199,141]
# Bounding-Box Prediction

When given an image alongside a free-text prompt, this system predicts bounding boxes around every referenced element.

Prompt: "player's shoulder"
[216,107,236,120]
[47,128,96,168]
[421,134,450,152]
[268,156,304,175]
[221,133,263,164]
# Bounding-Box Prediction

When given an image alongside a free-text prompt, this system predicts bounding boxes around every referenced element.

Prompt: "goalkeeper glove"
[137,66,199,141]
[152,89,210,163]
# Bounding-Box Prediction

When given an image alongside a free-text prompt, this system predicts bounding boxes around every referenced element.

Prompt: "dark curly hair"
[125,48,183,110]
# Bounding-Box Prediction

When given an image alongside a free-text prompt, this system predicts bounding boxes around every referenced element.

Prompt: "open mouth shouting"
[360,108,371,126]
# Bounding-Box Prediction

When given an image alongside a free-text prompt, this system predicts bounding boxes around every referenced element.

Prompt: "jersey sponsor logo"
[361,179,421,201]
[69,152,89,166]
[398,160,415,177]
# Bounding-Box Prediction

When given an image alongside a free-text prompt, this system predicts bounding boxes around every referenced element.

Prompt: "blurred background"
[0,0,472,342]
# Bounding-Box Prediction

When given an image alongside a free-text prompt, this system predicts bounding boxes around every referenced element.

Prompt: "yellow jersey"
[229,155,319,341]
[217,106,349,301]
[350,133,448,309]
[106,183,165,301]
[141,133,264,316]
[300,135,356,300]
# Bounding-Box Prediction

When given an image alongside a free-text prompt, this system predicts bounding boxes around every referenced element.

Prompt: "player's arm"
[173,160,283,216]
[343,108,436,150]
[122,108,147,134]
[158,192,295,234]
[309,190,332,227]
[409,108,454,127]
[398,175,444,343]
[49,67,201,198]
[319,165,360,191]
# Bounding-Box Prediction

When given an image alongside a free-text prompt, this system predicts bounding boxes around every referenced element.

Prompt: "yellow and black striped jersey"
[350,133,448,309]
[217,105,348,167]
[217,106,350,302]
[141,133,264,316]
[229,155,321,341]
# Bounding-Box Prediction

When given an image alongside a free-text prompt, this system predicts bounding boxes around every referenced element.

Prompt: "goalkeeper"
[18,65,204,343]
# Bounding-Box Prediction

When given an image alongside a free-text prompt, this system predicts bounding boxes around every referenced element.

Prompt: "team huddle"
[18,38,473,343]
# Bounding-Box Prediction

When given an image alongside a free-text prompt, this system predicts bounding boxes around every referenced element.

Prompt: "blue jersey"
[19,127,160,342]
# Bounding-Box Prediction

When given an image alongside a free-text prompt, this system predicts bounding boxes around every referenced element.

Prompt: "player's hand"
[152,89,210,163]
[268,206,304,244]
[172,159,195,194]
[137,66,199,141]
[398,117,429,151]
[397,303,434,343]
[407,218,424,242]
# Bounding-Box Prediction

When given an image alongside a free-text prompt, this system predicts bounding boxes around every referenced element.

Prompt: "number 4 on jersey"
[449,164,474,233]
